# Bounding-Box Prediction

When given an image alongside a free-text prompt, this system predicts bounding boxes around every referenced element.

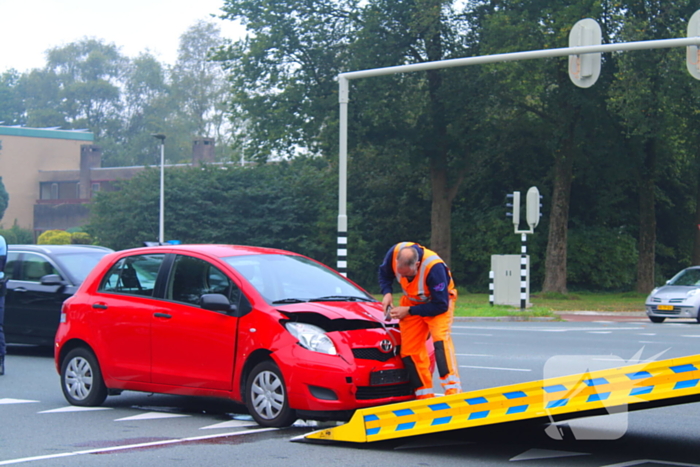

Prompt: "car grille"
[652,306,681,315]
[352,348,398,362]
[356,383,412,400]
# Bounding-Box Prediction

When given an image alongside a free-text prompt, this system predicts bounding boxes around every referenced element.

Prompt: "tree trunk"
[636,139,656,293]
[542,142,575,294]
[430,164,452,266]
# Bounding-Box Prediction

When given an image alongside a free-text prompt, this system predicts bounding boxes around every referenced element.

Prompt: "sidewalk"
[454,311,650,323]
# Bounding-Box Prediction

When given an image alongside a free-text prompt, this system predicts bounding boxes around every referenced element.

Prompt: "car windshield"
[668,268,700,286]
[222,254,374,304]
[54,251,111,284]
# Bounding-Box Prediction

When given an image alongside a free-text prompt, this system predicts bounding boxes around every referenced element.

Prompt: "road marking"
[637,333,656,336]
[681,335,700,338]
[0,399,38,405]
[200,420,258,429]
[588,331,612,334]
[39,406,112,413]
[510,448,589,461]
[452,325,644,333]
[452,333,493,336]
[0,428,277,465]
[115,411,190,421]
[459,365,531,372]
[456,354,493,357]
[601,459,700,466]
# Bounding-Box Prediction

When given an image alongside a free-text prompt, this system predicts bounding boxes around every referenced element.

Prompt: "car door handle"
[154,312,172,319]
[92,303,108,310]
[13,287,27,293]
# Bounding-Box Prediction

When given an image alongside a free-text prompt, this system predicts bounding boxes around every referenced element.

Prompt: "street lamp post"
[151,134,166,244]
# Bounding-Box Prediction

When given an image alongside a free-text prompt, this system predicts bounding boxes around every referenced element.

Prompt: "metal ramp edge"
[302,353,700,443]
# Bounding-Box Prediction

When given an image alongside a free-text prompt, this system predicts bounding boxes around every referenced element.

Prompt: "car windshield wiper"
[271,298,309,304]
[308,295,375,302]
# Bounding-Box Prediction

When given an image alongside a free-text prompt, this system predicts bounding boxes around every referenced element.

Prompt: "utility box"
[491,255,530,307]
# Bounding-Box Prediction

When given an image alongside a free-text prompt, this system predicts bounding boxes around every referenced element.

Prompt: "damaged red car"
[54,244,412,427]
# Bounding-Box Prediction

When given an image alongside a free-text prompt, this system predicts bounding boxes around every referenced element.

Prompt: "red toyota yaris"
[54,244,412,427]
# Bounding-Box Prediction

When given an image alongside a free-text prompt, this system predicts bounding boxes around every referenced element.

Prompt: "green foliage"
[70,232,93,244]
[567,226,638,291]
[0,177,8,220]
[0,222,34,244]
[37,230,72,245]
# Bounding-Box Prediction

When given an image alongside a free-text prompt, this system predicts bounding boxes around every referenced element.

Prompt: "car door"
[5,252,71,343]
[94,253,166,383]
[151,254,239,390]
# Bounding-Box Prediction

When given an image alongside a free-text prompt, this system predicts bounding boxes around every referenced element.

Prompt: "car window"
[223,254,372,304]
[4,252,19,280]
[18,253,60,282]
[669,268,700,286]
[166,255,240,308]
[52,250,112,284]
[99,254,165,297]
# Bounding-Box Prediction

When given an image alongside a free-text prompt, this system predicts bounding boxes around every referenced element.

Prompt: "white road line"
[115,412,190,421]
[452,325,644,333]
[0,399,38,405]
[200,420,258,430]
[39,406,112,413]
[588,331,612,334]
[452,333,493,336]
[459,365,531,372]
[601,459,700,467]
[681,335,700,338]
[637,333,656,336]
[456,354,493,357]
[0,428,277,465]
[638,341,657,344]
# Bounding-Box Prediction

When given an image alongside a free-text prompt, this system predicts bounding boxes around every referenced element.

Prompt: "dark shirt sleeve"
[409,263,450,317]
[378,246,396,295]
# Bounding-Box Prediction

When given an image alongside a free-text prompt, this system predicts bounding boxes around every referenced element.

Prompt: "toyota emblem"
[379,339,393,353]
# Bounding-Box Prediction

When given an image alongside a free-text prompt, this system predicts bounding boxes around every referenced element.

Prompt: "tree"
[607,1,696,292]
[0,70,25,126]
[0,177,8,220]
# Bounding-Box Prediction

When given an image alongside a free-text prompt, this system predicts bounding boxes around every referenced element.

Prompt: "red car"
[54,244,412,427]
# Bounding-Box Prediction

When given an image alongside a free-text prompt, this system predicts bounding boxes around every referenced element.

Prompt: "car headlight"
[687,288,700,298]
[285,322,337,355]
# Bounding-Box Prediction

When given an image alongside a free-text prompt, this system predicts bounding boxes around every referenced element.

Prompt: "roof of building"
[0,126,94,141]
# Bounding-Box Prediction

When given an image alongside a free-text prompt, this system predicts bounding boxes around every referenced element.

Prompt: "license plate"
[657,304,674,311]
[370,369,408,386]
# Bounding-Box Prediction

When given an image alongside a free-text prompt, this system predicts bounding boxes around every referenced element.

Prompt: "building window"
[51,183,58,200]
[91,182,100,197]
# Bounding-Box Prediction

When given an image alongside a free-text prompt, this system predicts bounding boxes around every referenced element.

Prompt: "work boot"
[0,355,4,376]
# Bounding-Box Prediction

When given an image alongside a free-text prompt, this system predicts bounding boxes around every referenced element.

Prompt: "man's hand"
[382,293,393,313]
[390,306,411,320]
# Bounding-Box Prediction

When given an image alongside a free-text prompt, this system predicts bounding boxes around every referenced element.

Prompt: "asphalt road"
[1,317,699,467]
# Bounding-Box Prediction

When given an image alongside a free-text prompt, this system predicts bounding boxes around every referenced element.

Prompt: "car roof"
[8,244,114,255]
[123,244,299,258]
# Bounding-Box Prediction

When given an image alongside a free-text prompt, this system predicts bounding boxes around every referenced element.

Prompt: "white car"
[645,266,700,323]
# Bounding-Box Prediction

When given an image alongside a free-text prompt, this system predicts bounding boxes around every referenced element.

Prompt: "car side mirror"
[199,293,238,314]
[41,274,66,286]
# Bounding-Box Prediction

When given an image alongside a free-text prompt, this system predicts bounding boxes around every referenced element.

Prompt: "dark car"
[4,244,113,345]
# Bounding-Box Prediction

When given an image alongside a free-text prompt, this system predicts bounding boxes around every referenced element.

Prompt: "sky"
[0,0,245,74]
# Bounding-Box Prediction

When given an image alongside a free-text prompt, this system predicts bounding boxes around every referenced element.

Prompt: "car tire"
[649,316,665,323]
[246,361,297,427]
[61,347,108,407]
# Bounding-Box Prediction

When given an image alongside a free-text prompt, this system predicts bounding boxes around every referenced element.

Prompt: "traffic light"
[506,191,520,227]
[526,186,542,229]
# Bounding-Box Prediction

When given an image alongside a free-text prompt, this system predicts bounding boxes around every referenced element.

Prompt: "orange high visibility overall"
[392,243,461,399]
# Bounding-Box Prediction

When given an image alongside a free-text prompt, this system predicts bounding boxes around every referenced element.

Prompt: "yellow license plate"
[657,304,674,311]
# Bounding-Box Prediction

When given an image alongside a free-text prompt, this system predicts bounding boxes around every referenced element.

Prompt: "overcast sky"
[0,0,245,74]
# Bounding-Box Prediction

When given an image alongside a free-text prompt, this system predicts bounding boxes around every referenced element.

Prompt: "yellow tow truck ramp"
[303,354,700,443]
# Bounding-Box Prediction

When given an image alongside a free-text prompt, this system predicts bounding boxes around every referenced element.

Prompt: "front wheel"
[649,316,666,323]
[60,347,108,406]
[246,361,296,427]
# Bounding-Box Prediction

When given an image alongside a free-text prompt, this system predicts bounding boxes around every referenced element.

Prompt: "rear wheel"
[649,316,666,323]
[61,347,108,406]
[246,361,296,427]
